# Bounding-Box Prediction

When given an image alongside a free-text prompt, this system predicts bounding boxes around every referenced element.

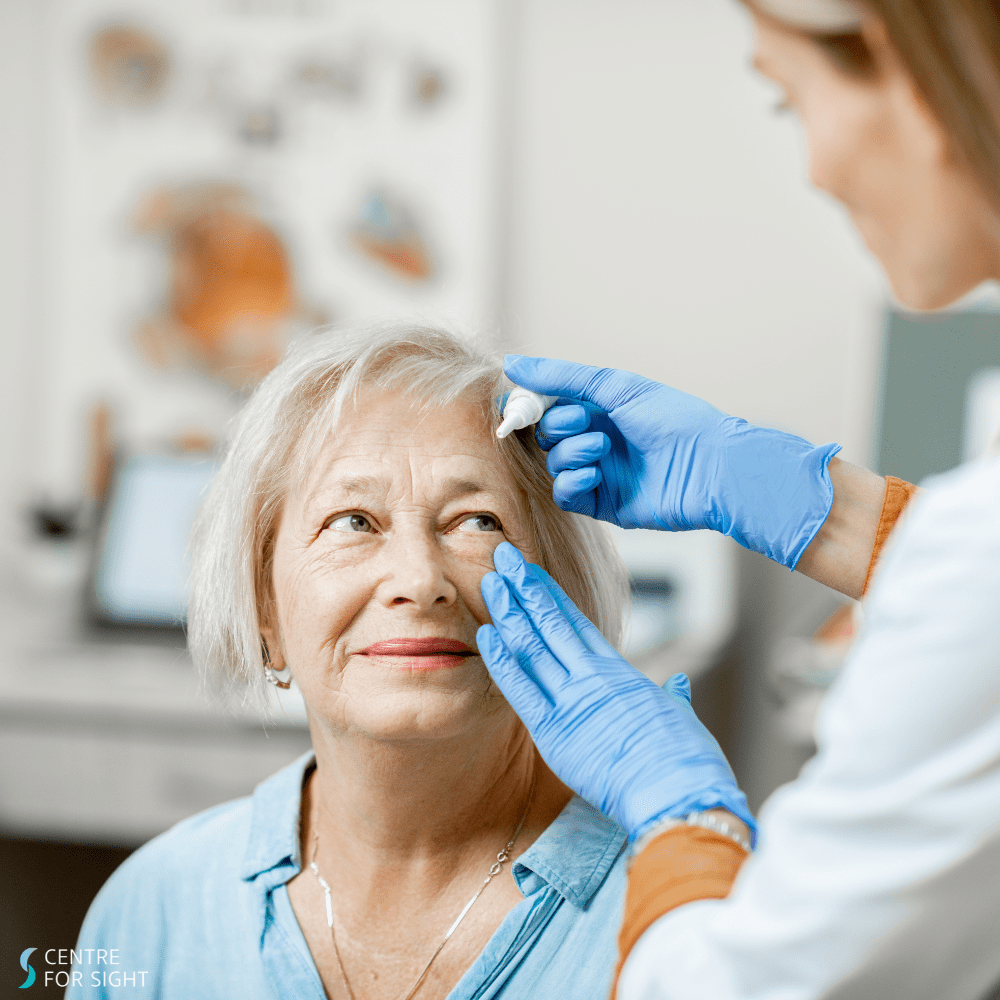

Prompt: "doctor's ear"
[857,16,956,166]
[858,17,912,82]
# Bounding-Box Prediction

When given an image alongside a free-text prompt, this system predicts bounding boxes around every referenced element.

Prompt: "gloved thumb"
[664,673,692,704]
[504,355,656,414]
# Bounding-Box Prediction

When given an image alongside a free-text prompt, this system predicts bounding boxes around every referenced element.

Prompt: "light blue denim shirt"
[68,752,627,999]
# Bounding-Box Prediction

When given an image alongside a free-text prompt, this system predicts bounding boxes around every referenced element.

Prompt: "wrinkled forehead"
[288,387,516,507]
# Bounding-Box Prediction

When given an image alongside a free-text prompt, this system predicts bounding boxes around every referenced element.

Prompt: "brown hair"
[808,2,1000,210]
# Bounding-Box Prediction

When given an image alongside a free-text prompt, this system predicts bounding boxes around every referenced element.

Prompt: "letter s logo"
[19,948,36,989]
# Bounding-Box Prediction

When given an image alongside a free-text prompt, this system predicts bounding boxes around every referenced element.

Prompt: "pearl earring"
[262,641,291,690]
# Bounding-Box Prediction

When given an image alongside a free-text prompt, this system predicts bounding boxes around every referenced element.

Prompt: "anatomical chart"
[34,0,506,502]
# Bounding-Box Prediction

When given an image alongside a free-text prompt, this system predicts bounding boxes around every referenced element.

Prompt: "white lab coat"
[620,453,1000,1000]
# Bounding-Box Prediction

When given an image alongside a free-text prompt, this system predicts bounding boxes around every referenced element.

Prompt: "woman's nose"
[378,532,458,611]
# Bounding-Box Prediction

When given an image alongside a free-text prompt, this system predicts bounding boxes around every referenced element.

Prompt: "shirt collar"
[240,750,315,882]
[238,751,627,910]
[512,796,626,910]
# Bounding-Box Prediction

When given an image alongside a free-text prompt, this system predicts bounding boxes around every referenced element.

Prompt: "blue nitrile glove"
[507,355,841,570]
[478,542,756,842]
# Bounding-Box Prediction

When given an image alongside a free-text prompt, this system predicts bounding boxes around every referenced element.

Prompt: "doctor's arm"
[506,355,917,600]
[617,462,1000,1000]
[612,467,919,974]
[481,466,999,1000]
[795,460,918,598]
[477,484,922,988]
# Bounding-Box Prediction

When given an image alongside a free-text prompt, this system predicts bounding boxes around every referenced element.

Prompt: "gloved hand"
[478,542,756,842]
[507,354,841,570]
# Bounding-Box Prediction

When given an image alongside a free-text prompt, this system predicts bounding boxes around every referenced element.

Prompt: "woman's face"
[750,12,1000,309]
[262,389,539,742]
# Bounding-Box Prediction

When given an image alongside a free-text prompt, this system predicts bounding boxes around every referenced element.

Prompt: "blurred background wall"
[502,0,886,806]
[5,0,998,991]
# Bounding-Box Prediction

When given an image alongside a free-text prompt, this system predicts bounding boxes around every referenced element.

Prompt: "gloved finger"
[493,543,598,671]
[504,355,656,414]
[481,571,574,689]
[552,467,601,515]
[546,432,611,476]
[536,403,591,451]
[664,672,692,703]
[524,562,620,660]
[477,625,554,731]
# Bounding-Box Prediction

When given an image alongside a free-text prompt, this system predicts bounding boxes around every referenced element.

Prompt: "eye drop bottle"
[496,387,558,439]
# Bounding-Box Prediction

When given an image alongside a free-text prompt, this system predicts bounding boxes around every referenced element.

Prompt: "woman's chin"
[346,706,490,743]
[309,682,503,743]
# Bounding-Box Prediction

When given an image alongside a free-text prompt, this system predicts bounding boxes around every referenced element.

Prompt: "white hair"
[188,322,631,708]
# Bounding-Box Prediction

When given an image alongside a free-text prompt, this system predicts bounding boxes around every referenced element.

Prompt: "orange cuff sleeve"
[861,476,920,595]
[614,826,749,994]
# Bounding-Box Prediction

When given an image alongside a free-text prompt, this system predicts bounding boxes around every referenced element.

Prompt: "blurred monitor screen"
[92,452,216,628]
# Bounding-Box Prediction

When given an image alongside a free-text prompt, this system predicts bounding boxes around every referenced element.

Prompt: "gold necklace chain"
[308,773,536,1000]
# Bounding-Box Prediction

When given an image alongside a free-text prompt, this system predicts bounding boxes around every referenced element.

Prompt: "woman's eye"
[457,513,503,533]
[326,514,373,533]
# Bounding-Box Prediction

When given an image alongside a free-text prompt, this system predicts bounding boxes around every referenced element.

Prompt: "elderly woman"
[69,324,634,1000]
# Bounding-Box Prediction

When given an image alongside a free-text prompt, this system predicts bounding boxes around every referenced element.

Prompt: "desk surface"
[0,566,311,844]
[0,568,308,729]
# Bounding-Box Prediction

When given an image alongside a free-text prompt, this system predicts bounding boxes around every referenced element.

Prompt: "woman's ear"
[260,620,287,672]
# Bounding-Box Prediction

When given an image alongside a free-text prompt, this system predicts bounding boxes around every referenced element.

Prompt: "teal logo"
[19,948,36,988]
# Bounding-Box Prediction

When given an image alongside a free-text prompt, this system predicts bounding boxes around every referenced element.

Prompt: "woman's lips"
[357,637,478,670]
[360,638,477,656]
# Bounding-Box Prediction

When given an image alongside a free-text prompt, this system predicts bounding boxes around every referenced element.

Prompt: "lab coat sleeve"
[618,455,1000,1000]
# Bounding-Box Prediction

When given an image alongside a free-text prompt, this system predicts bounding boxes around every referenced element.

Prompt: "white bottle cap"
[496,388,558,439]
